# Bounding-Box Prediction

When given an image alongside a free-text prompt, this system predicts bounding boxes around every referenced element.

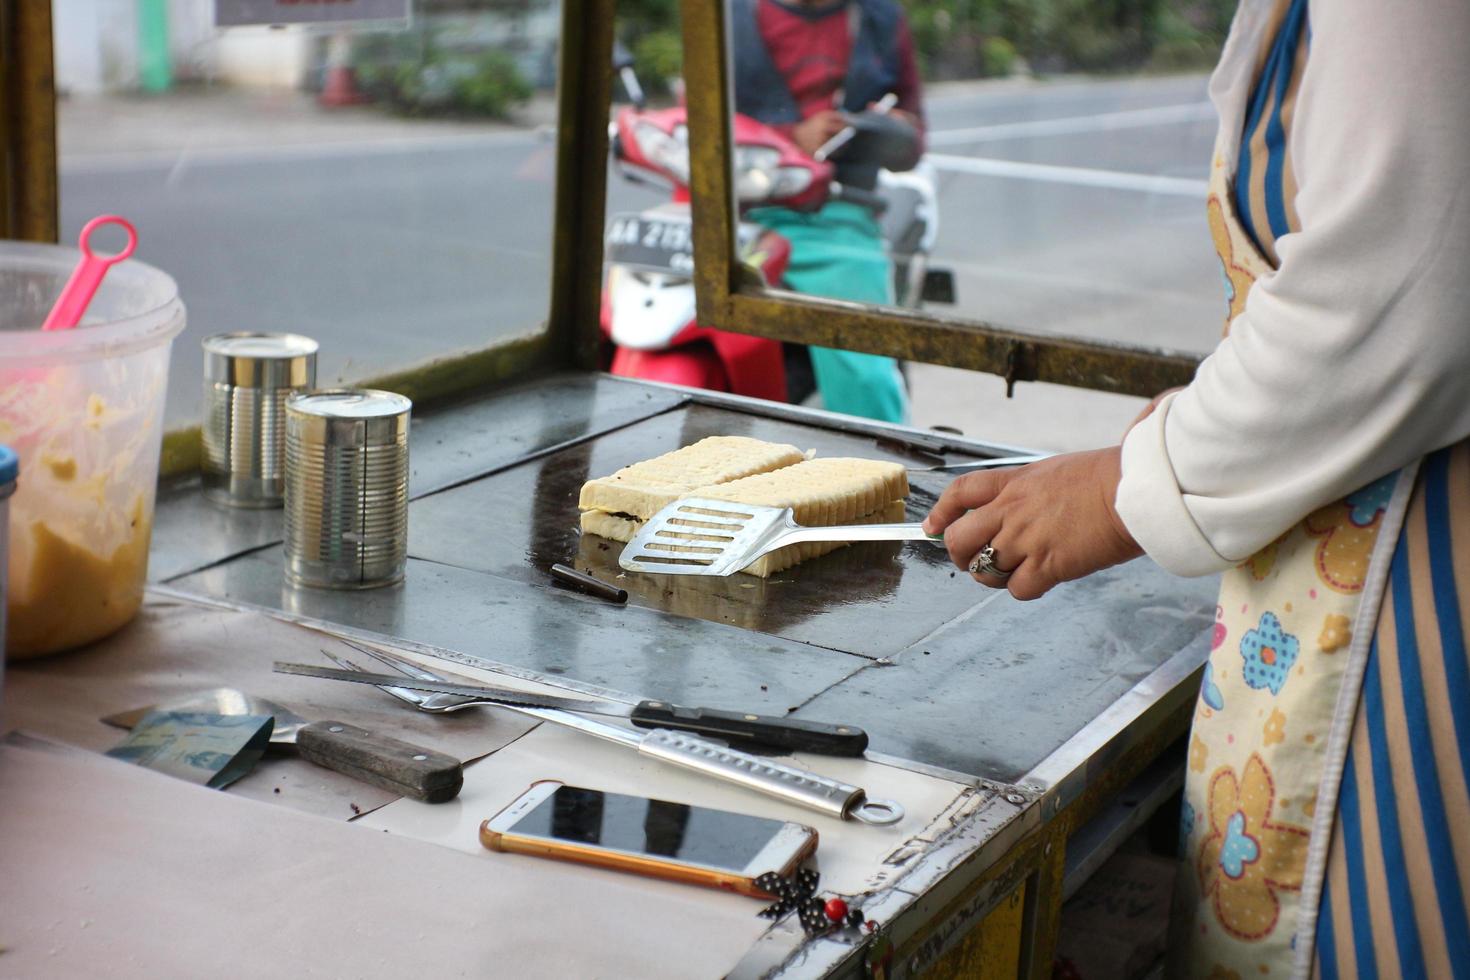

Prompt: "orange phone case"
[479,788,818,898]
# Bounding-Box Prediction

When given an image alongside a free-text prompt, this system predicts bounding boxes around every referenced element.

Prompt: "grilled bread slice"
[694,458,908,527]
[578,435,805,522]
[578,509,642,543]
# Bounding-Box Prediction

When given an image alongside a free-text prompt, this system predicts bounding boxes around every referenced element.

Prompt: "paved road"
[60,74,1222,427]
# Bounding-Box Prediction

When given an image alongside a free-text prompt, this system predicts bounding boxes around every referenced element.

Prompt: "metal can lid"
[287,388,411,420]
[0,444,17,486]
[203,332,319,387]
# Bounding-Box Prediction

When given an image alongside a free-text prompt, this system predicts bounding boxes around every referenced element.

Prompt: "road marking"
[926,153,1208,197]
[927,101,1215,147]
[62,101,1213,175]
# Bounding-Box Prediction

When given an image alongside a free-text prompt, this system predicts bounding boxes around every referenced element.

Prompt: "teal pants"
[748,202,909,424]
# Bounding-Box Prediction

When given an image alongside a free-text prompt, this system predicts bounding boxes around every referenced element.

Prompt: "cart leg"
[1016,830,1068,978]
[923,881,1026,978]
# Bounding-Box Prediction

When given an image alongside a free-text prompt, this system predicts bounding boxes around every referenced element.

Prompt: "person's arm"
[924,0,1470,600]
[1116,0,1470,576]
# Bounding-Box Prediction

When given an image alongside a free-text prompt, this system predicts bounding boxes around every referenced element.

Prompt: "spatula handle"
[296,721,464,803]
[917,453,1052,473]
[777,523,944,546]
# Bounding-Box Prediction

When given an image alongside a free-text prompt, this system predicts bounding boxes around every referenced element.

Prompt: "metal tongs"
[275,648,905,826]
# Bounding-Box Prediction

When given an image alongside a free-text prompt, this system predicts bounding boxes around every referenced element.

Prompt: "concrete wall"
[54,0,311,93]
[53,1,554,95]
[54,0,138,94]
[212,30,315,89]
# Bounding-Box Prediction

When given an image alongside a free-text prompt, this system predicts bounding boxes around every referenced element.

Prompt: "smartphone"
[480,781,818,897]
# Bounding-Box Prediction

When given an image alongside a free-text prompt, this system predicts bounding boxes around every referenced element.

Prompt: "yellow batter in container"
[5,500,152,658]
[0,239,184,659]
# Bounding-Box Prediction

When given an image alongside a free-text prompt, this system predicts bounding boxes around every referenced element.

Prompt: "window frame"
[675,0,1202,399]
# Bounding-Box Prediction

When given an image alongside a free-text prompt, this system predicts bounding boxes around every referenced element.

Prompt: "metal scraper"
[618,497,945,576]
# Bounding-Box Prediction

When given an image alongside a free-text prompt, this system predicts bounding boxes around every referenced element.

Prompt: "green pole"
[137,0,172,93]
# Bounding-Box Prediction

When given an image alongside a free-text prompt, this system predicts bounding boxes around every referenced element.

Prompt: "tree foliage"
[351,31,532,119]
[616,0,683,95]
[901,0,1236,78]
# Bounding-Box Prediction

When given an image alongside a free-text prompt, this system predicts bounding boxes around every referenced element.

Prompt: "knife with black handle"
[627,701,868,756]
[273,662,870,757]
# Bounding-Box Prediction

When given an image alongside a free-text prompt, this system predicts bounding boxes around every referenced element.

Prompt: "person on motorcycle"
[731,0,926,424]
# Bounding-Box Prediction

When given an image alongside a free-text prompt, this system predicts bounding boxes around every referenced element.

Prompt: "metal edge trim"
[630,376,1041,458]
[739,789,1039,978]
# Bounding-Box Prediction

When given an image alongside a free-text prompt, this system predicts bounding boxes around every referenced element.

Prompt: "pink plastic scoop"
[41,215,138,331]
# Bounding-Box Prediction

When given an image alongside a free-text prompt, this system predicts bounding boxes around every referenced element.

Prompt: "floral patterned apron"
[1170,40,1470,975]
[1170,0,1470,975]
[1171,49,1470,977]
[1170,143,1411,976]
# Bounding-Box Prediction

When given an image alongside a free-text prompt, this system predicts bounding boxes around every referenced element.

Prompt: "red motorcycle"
[601,52,952,404]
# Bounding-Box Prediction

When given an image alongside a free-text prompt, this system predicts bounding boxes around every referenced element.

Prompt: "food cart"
[0,4,1215,976]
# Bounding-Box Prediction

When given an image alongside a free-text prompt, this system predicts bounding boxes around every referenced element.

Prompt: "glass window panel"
[722,0,1232,358]
[54,0,561,428]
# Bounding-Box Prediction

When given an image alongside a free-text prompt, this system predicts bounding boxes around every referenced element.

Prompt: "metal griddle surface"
[164,376,1219,782]
[408,403,980,659]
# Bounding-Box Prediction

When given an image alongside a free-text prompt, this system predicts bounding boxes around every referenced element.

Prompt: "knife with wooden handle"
[294,720,463,803]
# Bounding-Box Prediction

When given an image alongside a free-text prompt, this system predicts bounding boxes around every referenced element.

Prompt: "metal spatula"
[619,497,944,576]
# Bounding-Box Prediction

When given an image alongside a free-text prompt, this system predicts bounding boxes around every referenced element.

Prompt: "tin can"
[284,389,411,589]
[1,444,18,666]
[202,332,318,507]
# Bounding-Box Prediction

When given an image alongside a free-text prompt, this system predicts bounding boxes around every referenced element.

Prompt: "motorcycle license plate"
[605,214,694,274]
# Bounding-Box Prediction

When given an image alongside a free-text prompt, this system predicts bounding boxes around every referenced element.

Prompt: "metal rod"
[550,563,628,603]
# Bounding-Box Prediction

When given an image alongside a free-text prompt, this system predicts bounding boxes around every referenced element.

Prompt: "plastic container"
[0,240,185,658]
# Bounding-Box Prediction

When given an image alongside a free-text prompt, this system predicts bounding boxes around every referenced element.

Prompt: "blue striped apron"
[1172,1,1470,976]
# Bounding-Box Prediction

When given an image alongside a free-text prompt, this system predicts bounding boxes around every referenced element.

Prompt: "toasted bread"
[577,435,805,521]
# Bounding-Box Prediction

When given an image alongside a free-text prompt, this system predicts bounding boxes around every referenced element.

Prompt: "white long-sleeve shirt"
[1115,0,1470,577]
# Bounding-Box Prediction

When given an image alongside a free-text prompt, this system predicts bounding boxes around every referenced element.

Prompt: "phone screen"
[509,785,789,872]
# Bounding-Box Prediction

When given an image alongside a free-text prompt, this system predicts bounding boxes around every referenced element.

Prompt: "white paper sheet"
[0,733,769,979]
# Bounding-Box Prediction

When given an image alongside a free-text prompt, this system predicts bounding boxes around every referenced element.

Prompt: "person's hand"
[921,447,1144,600]
[1123,386,1184,439]
[877,106,920,131]
[791,110,849,157]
